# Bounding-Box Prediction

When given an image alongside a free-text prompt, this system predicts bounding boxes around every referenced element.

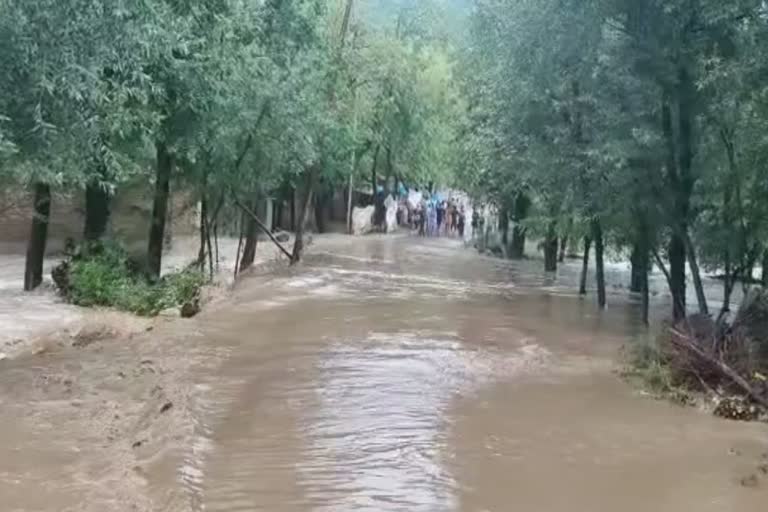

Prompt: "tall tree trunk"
[636,215,651,325]
[234,211,245,278]
[83,168,111,241]
[147,141,173,279]
[684,233,709,316]
[762,250,768,288]
[347,174,354,234]
[720,132,736,313]
[669,233,687,320]
[371,145,383,229]
[198,196,208,268]
[314,188,327,234]
[721,274,735,320]
[273,199,281,232]
[670,65,697,318]
[543,222,558,272]
[662,92,688,320]
[291,167,317,264]
[24,183,51,291]
[205,205,214,279]
[499,206,509,256]
[630,244,644,293]
[579,236,592,296]
[641,255,650,326]
[509,193,530,259]
[290,187,296,232]
[510,225,526,259]
[558,218,571,263]
[239,198,259,272]
[592,218,606,309]
[558,236,568,263]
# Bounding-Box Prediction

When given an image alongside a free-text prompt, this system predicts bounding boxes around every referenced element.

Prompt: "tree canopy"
[1,0,767,325]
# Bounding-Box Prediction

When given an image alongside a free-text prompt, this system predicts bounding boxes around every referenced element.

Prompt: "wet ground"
[1,235,766,511]
[0,236,279,358]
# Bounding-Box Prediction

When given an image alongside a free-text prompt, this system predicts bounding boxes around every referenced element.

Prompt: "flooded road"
[1,235,767,511]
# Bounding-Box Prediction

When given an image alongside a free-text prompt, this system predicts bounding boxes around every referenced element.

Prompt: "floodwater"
[2,235,768,511]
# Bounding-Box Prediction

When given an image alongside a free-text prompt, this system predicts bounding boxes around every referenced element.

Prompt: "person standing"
[427,200,437,236]
[436,200,444,236]
[451,202,459,236]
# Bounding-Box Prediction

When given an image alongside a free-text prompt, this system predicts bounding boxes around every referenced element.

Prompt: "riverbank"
[0,235,291,361]
[471,235,768,423]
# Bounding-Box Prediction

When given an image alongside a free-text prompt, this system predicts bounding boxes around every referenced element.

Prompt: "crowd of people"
[410,196,466,238]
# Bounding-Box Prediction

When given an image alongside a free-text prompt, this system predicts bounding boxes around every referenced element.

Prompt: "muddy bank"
[0,316,198,511]
[0,235,290,360]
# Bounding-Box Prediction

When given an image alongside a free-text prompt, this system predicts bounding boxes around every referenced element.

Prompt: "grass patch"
[57,242,205,317]
[622,334,693,405]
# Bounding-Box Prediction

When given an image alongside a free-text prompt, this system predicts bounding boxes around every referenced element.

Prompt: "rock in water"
[51,260,71,296]
[180,298,200,318]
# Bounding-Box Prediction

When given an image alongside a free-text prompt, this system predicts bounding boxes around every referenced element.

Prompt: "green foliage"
[623,335,692,405]
[66,243,204,317]
[460,0,768,315]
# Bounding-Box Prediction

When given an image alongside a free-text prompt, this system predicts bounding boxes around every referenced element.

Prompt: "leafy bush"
[60,242,205,317]
[623,334,692,405]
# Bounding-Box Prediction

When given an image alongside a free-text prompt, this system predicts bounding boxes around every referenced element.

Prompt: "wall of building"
[0,183,199,256]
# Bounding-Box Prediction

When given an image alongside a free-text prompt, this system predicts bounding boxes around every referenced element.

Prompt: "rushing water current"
[2,235,767,511]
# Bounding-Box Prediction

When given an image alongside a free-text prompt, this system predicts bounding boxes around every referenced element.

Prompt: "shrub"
[623,333,692,405]
[58,242,206,317]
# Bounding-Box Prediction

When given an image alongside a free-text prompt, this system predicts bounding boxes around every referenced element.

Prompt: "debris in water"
[132,439,146,449]
[160,401,173,414]
[713,397,760,422]
[740,474,759,488]
[71,325,112,348]
[180,298,200,318]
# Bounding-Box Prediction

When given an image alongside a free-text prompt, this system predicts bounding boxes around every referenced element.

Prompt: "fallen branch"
[669,327,768,409]
[232,194,293,260]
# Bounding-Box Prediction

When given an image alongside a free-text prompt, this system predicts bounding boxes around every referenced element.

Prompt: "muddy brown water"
[2,235,767,511]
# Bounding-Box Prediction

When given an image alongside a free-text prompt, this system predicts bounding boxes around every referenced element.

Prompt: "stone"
[180,299,200,318]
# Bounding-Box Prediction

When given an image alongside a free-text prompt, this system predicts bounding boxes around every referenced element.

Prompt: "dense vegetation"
[57,242,205,317]
[0,0,464,291]
[461,0,768,325]
[1,0,768,330]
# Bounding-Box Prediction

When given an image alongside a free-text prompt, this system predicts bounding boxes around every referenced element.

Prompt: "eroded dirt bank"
[1,235,767,512]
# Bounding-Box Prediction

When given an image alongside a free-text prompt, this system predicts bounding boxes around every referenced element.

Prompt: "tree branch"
[232,192,293,260]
